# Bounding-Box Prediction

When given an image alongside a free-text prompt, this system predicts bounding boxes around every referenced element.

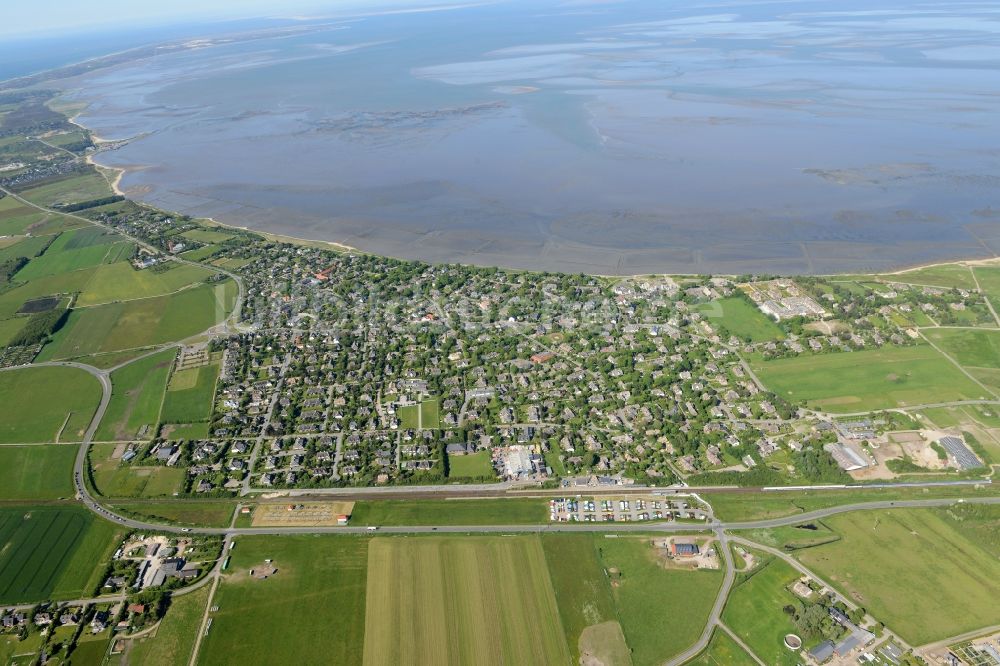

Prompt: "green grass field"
[750,345,988,412]
[397,404,419,429]
[721,558,802,666]
[96,349,175,441]
[891,263,976,290]
[706,486,1000,522]
[0,265,96,319]
[13,227,131,281]
[687,628,756,666]
[0,316,25,346]
[180,228,234,244]
[973,266,1000,310]
[126,585,208,666]
[0,196,49,236]
[419,399,441,428]
[795,508,1000,644]
[598,537,723,666]
[447,451,494,478]
[697,297,785,342]
[68,634,111,666]
[90,443,185,498]
[0,234,51,263]
[107,501,236,528]
[364,536,570,666]
[159,360,219,424]
[40,280,235,360]
[349,499,547,525]
[18,173,112,208]
[199,535,368,666]
[541,534,625,663]
[0,365,102,443]
[0,446,76,499]
[76,261,214,307]
[923,328,1000,389]
[0,506,120,604]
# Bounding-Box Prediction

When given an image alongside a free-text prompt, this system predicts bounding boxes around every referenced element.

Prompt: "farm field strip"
[363,536,570,666]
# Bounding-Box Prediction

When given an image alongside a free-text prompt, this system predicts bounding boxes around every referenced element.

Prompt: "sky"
[0,0,472,38]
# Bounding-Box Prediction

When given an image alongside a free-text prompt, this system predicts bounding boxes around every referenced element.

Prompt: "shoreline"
[64,107,1000,282]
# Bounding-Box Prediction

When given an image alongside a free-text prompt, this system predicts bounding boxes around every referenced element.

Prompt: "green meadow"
[0,506,121,604]
[598,536,723,666]
[159,360,220,423]
[18,172,112,208]
[76,261,215,306]
[891,263,976,290]
[722,558,803,666]
[750,344,987,412]
[126,585,209,666]
[0,446,77,499]
[40,280,236,360]
[795,507,1000,645]
[13,227,131,281]
[96,349,176,441]
[697,297,785,342]
[90,443,186,498]
[687,628,756,666]
[199,535,368,666]
[0,365,101,443]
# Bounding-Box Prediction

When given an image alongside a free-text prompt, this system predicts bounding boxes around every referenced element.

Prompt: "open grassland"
[0,316,25,346]
[923,328,1000,389]
[77,261,215,307]
[349,498,547,525]
[0,506,120,604]
[199,535,368,666]
[40,280,235,360]
[0,234,50,263]
[420,398,441,428]
[0,365,101,443]
[160,360,219,424]
[180,228,234,244]
[750,345,987,412]
[541,534,626,664]
[18,172,112,208]
[68,634,110,666]
[740,523,839,551]
[722,558,803,666]
[447,451,495,478]
[973,265,1000,310]
[90,443,185,498]
[126,585,208,666]
[180,244,223,262]
[0,446,76,499]
[96,349,175,441]
[0,633,44,666]
[706,485,1000,522]
[108,501,236,528]
[891,263,977,290]
[697,296,784,342]
[0,265,95,319]
[364,536,570,666]
[0,195,49,236]
[795,507,1000,644]
[14,227,131,281]
[598,536,723,666]
[687,628,757,666]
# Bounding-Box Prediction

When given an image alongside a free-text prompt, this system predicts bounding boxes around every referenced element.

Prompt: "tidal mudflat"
[63,0,1000,274]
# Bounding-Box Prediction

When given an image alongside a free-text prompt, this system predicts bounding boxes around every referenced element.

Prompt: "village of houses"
[75,214,987,496]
